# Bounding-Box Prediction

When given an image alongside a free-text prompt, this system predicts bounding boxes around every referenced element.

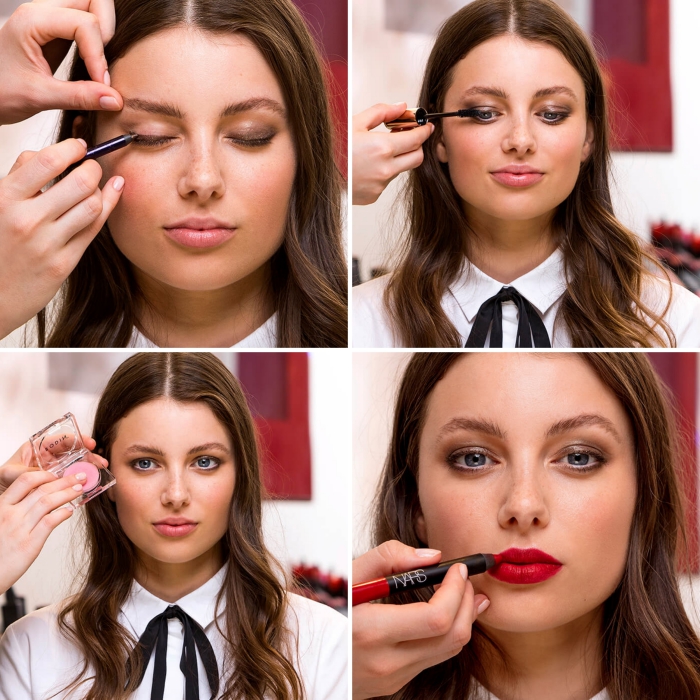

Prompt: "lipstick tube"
[352,553,499,606]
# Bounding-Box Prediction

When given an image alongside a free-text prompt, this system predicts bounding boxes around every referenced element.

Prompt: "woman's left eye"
[539,111,569,124]
[134,136,175,147]
[471,110,499,122]
[132,458,157,471]
[447,449,495,472]
[558,449,605,472]
[194,456,220,470]
[226,134,275,147]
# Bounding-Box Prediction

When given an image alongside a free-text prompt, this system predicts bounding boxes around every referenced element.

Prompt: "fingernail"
[77,138,87,149]
[113,176,125,191]
[430,123,436,133]
[103,70,111,87]
[458,563,468,580]
[415,548,441,558]
[73,484,84,491]
[74,472,87,481]
[476,598,491,615]
[99,96,120,110]
[393,101,406,106]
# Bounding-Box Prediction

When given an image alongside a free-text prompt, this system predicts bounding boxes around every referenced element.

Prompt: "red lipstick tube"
[352,553,500,606]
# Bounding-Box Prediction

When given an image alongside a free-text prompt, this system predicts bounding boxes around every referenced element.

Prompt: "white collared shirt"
[128,313,278,348]
[0,566,347,700]
[473,683,609,700]
[352,248,700,348]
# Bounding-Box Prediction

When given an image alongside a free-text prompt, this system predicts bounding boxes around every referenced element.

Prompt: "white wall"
[0,351,349,616]
[351,0,700,282]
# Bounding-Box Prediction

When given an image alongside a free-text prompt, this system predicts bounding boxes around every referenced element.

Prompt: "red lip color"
[488,547,562,584]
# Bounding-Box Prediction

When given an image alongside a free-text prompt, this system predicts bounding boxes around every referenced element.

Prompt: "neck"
[463,206,559,284]
[478,608,604,700]
[135,544,224,603]
[133,264,274,348]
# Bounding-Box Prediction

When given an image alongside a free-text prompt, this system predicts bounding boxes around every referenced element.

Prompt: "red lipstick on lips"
[489,548,562,584]
[164,217,236,249]
[491,164,544,188]
[153,517,198,537]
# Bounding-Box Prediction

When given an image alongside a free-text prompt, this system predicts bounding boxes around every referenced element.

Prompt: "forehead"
[445,34,586,101]
[109,26,286,114]
[422,354,631,440]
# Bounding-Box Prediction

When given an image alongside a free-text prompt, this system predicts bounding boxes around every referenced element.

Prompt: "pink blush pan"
[63,461,100,491]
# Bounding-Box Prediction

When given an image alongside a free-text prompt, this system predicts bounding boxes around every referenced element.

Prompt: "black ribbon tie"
[130,604,220,700]
[465,286,551,348]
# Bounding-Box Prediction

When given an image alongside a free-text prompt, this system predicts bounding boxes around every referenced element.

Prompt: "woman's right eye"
[471,110,499,122]
[132,458,157,471]
[134,136,175,147]
[447,449,495,471]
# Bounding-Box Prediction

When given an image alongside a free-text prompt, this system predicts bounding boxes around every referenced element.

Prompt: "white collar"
[128,312,277,348]
[447,247,567,323]
[121,565,227,638]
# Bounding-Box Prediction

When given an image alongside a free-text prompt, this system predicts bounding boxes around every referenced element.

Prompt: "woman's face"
[107,398,235,567]
[93,27,296,293]
[415,354,636,634]
[435,35,594,225]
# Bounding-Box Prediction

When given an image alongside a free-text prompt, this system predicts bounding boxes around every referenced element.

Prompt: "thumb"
[353,540,442,582]
[35,77,123,113]
[473,593,491,618]
[354,102,409,132]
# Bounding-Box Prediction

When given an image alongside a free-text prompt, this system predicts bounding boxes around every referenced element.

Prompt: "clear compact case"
[30,412,116,508]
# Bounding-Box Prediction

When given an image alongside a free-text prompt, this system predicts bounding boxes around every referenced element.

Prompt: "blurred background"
[0,350,349,631]
[352,0,700,291]
[353,351,700,627]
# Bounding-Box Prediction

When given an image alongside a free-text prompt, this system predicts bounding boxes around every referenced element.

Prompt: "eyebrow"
[122,442,231,457]
[437,417,506,440]
[545,414,621,442]
[459,85,578,102]
[122,96,286,120]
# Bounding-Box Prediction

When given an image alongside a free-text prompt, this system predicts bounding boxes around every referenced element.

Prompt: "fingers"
[354,102,411,132]
[41,159,103,222]
[387,123,434,157]
[8,150,36,176]
[36,0,116,44]
[4,139,87,200]
[24,474,86,531]
[1,469,62,506]
[353,540,442,583]
[45,76,123,112]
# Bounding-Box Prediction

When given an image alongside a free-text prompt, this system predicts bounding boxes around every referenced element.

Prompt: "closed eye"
[134,135,175,147]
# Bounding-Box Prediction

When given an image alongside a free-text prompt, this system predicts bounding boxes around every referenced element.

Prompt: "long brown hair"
[385,0,674,348]
[39,0,347,348]
[57,353,304,700]
[373,352,700,699]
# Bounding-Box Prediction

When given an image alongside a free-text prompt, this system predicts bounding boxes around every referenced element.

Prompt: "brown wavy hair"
[385,0,674,348]
[56,353,304,700]
[38,0,347,348]
[373,352,700,699]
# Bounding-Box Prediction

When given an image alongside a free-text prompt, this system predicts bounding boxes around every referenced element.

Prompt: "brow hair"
[459,84,578,102]
[122,96,286,120]
[437,417,506,440]
[545,414,622,442]
[122,443,166,456]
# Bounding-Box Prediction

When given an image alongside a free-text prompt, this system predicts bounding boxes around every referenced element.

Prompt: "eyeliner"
[352,552,502,606]
[65,133,137,174]
[385,107,483,131]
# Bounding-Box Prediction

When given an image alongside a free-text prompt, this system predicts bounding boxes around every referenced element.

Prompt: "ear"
[435,129,449,164]
[581,119,594,162]
[415,505,428,544]
[72,115,86,139]
[107,480,117,502]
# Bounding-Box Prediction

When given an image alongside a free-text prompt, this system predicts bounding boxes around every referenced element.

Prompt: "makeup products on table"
[352,553,501,606]
[385,107,484,131]
[30,412,115,508]
[64,133,137,174]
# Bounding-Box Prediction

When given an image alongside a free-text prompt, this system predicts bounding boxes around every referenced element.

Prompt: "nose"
[161,468,191,509]
[501,112,537,157]
[497,459,550,533]
[177,139,226,201]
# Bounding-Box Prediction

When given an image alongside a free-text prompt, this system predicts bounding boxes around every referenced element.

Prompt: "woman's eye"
[558,449,605,472]
[194,456,220,470]
[471,110,499,122]
[227,134,275,147]
[540,111,569,124]
[448,450,495,471]
[132,458,157,471]
[134,135,176,147]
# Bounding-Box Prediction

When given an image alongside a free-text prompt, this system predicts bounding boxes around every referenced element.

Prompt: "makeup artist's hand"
[0,0,123,125]
[0,435,108,596]
[0,138,124,339]
[352,103,434,205]
[352,540,490,700]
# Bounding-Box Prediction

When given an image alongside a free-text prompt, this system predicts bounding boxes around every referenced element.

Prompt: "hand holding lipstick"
[352,540,490,700]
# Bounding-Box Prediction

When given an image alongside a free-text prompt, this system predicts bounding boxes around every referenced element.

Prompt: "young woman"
[352,0,700,348]
[5,0,347,348]
[0,353,347,700]
[352,352,700,699]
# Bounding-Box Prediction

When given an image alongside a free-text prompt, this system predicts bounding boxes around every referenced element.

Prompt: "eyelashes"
[129,456,222,471]
[446,446,607,474]
[133,134,276,148]
[462,108,571,125]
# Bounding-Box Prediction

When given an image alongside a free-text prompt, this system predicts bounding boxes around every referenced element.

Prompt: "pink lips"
[491,165,544,188]
[488,547,562,584]
[153,517,198,537]
[164,217,236,249]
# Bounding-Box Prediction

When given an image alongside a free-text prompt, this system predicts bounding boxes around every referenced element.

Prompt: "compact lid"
[30,412,88,474]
